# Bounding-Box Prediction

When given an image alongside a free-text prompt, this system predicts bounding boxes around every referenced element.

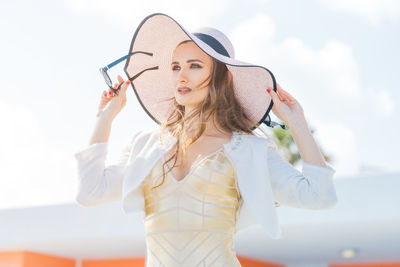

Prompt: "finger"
[276,83,286,99]
[277,86,295,101]
[276,90,284,101]
[117,75,124,85]
[113,77,126,94]
[277,83,292,97]
[280,91,295,103]
[120,80,131,95]
[109,82,120,96]
[274,83,285,100]
[267,88,281,103]
[111,83,121,95]
[276,83,287,97]
[113,82,119,89]
[107,87,115,97]
[278,87,291,97]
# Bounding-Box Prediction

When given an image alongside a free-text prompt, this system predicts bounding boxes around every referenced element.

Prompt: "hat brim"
[123,13,276,130]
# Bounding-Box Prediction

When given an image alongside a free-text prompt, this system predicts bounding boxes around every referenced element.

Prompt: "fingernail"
[104,93,107,97]
[267,88,271,93]
[126,80,131,85]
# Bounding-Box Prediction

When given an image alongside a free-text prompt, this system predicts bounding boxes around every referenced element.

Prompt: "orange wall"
[0,251,24,267]
[0,251,75,267]
[2,251,400,267]
[82,258,145,267]
[238,255,284,266]
[81,254,282,267]
[330,263,400,267]
[0,251,282,267]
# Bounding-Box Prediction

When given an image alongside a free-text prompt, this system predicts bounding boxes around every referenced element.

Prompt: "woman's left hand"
[267,83,305,125]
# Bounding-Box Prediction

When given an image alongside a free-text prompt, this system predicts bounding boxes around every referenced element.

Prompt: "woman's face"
[171,41,213,111]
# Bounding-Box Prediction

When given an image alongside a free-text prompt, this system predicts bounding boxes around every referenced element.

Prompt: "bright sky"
[0,0,399,210]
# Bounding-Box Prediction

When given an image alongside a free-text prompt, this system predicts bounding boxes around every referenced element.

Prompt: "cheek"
[196,87,210,100]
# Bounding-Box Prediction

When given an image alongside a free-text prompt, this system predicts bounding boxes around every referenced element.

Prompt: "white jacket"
[74,127,337,239]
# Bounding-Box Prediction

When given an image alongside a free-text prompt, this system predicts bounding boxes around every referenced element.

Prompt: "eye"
[172,64,202,71]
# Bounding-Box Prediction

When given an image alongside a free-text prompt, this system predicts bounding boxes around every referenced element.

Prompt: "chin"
[175,98,200,108]
[175,95,191,104]
[174,92,206,108]
[176,100,196,107]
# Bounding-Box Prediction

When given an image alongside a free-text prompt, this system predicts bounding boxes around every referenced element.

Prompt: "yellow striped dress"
[140,147,242,266]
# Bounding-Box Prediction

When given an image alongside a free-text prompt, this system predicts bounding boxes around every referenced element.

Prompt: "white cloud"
[230,13,396,116]
[63,0,229,31]
[229,14,395,175]
[282,38,361,98]
[230,14,276,45]
[363,86,396,116]
[317,0,400,26]
[0,101,76,209]
[313,121,358,177]
[228,14,277,66]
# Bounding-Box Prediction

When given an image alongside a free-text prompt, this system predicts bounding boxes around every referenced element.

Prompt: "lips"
[178,86,192,92]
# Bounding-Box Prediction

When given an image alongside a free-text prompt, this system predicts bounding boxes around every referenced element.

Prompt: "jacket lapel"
[122,129,176,212]
[224,134,283,239]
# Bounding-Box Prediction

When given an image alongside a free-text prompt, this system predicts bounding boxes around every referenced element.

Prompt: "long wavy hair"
[152,40,259,189]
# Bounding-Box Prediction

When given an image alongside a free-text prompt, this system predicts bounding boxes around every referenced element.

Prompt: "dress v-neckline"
[161,132,238,184]
[164,147,224,184]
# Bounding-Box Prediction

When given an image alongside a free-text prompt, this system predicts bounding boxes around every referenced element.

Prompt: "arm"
[88,111,114,145]
[268,146,337,209]
[265,84,337,209]
[266,118,338,209]
[75,77,134,206]
[74,128,142,206]
[287,116,328,168]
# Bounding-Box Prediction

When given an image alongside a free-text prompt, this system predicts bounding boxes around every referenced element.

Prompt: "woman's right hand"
[96,75,131,119]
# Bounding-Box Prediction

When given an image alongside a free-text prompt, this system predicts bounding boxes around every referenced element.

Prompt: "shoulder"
[127,128,162,148]
[239,131,278,150]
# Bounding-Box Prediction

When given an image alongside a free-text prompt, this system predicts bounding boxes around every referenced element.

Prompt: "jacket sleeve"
[73,130,142,206]
[266,139,338,209]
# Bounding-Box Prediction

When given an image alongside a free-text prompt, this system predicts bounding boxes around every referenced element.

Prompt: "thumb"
[120,80,130,96]
[267,88,280,103]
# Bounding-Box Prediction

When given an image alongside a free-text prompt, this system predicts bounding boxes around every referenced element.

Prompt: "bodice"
[140,148,242,266]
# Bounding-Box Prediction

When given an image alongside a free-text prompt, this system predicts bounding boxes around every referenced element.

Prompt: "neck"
[184,119,231,138]
[181,106,232,138]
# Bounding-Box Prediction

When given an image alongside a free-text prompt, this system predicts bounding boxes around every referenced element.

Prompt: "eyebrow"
[171,59,204,65]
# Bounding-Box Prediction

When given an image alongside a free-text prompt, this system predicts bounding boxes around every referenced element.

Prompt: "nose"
[177,66,189,83]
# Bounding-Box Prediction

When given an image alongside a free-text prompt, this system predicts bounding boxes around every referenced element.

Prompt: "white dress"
[140,147,242,266]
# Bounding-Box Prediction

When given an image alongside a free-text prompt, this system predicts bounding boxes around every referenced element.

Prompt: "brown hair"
[153,40,257,189]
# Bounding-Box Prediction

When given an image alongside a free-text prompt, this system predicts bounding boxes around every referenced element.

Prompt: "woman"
[75,13,337,267]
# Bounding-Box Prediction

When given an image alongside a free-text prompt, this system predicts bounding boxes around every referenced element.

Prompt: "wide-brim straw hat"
[123,13,286,130]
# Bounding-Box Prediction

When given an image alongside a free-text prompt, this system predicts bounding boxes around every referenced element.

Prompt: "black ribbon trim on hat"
[262,114,287,130]
[193,33,230,58]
